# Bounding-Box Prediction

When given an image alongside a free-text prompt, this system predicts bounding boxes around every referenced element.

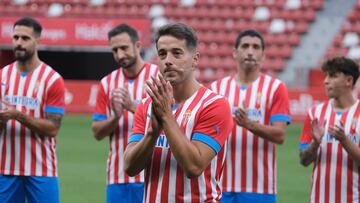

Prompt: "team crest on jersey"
[183,110,192,123]
[350,118,358,135]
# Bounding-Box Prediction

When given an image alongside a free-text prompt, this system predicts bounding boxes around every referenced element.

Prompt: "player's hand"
[0,99,19,122]
[311,118,325,145]
[329,121,346,143]
[234,102,251,128]
[145,75,174,121]
[111,89,123,119]
[147,105,162,138]
[119,84,136,113]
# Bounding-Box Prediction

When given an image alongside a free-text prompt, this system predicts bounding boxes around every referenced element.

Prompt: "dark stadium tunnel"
[38,50,118,80]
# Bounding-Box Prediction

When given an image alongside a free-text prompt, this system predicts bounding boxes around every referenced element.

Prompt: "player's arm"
[0,77,65,137]
[237,116,288,144]
[124,100,158,176]
[299,115,323,166]
[124,129,159,176]
[92,116,120,141]
[235,83,290,144]
[0,107,62,137]
[15,111,62,138]
[336,136,360,164]
[330,122,360,164]
[146,76,232,178]
[161,107,231,179]
[163,123,215,178]
[299,141,320,166]
[92,83,123,141]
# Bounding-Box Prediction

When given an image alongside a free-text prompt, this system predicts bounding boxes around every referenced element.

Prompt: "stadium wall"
[65,80,328,122]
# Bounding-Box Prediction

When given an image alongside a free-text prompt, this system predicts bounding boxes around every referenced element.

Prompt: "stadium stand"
[0,0,324,84]
[162,0,324,83]
[306,0,360,89]
[325,0,360,64]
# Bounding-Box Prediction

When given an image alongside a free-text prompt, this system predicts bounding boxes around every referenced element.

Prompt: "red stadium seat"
[0,0,325,85]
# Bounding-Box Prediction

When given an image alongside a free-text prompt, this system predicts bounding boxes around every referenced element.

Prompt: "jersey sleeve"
[299,112,313,151]
[92,82,109,121]
[128,101,147,143]
[45,77,65,115]
[269,82,291,124]
[192,97,233,154]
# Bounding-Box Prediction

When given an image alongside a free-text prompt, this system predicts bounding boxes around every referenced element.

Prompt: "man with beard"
[92,24,159,203]
[124,23,233,202]
[0,17,65,203]
[210,29,291,203]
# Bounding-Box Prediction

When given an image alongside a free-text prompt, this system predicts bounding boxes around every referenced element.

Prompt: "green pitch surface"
[57,115,312,203]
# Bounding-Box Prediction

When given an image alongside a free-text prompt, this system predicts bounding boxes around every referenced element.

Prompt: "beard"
[13,47,33,63]
[119,55,137,69]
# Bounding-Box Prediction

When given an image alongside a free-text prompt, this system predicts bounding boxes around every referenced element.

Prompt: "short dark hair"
[155,23,198,51]
[13,17,42,37]
[321,56,360,86]
[235,29,265,50]
[108,24,139,43]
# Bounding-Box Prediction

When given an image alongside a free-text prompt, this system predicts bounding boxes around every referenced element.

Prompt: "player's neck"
[332,91,356,112]
[16,55,41,73]
[172,77,200,104]
[123,58,144,78]
[235,67,261,86]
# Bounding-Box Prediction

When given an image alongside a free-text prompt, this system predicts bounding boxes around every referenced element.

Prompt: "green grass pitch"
[57,115,312,203]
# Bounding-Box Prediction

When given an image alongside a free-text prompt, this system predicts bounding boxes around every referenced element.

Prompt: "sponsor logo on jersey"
[4,95,40,109]
[155,134,170,148]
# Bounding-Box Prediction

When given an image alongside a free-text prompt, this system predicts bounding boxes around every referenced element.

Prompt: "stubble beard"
[14,48,34,63]
[120,56,137,69]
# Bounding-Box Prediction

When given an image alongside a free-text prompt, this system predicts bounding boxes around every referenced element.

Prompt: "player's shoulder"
[312,100,329,110]
[307,100,330,117]
[105,68,119,79]
[1,63,12,70]
[202,87,230,108]
[1,62,17,73]
[263,74,286,86]
[42,63,63,80]
[212,75,234,85]
[209,75,235,92]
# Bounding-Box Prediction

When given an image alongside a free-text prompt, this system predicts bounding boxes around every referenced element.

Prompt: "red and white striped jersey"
[129,87,233,202]
[210,74,291,194]
[93,63,159,185]
[300,99,360,203]
[0,62,65,177]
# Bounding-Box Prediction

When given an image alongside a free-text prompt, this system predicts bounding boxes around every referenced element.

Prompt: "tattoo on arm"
[300,142,319,165]
[45,113,63,128]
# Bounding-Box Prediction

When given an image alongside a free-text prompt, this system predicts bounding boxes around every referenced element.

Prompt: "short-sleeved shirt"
[0,62,65,177]
[93,63,159,184]
[299,99,360,203]
[211,74,291,194]
[129,86,233,202]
